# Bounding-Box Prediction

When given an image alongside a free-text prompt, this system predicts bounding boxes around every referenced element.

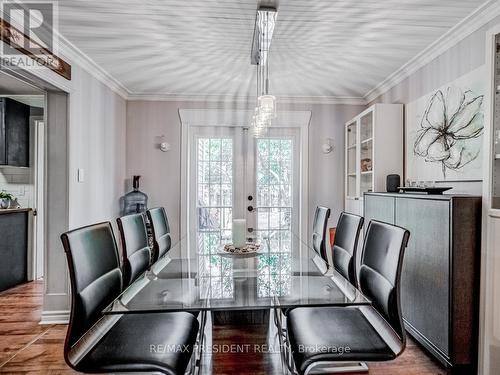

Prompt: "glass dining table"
[103,231,371,374]
[103,232,370,315]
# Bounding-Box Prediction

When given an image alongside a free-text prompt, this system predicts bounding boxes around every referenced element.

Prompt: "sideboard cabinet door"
[395,197,450,356]
[364,195,395,227]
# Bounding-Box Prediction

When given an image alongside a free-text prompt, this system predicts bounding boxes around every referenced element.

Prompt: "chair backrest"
[117,213,151,286]
[358,220,410,340]
[312,206,331,262]
[332,212,364,286]
[61,222,123,349]
[147,207,172,262]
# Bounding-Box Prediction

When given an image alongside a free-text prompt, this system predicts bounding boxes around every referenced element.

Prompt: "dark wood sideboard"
[364,192,481,371]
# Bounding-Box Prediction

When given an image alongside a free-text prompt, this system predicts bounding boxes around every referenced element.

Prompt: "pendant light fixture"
[250,7,277,136]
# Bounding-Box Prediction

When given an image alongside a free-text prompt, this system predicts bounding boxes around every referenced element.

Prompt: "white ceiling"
[57,0,488,99]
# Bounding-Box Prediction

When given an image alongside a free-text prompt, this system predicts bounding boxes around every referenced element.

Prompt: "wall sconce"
[156,135,171,152]
[322,138,334,154]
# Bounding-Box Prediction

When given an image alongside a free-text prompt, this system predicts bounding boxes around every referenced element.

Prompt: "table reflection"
[197,229,293,301]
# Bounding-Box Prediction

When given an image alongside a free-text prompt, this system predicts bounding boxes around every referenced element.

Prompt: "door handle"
[247,205,254,212]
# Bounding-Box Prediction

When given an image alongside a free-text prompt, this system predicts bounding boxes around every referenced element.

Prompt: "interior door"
[33,120,45,280]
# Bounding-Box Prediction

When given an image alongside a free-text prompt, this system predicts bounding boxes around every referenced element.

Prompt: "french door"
[188,126,300,297]
[190,126,300,238]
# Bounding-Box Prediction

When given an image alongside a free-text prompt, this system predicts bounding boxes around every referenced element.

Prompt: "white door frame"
[33,119,45,280]
[179,109,311,259]
[479,23,500,375]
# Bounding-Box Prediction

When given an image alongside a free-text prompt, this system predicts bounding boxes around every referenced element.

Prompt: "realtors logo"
[1,0,59,69]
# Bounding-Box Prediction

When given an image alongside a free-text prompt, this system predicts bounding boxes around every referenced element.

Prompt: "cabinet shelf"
[347,144,357,150]
[361,171,373,175]
[361,138,373,144]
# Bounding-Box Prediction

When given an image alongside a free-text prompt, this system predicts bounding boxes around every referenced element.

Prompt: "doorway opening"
[0,71,46,292]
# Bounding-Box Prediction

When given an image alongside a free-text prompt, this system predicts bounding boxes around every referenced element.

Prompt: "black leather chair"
[332,212,364,287]
[312,206,331,262]
[147,207,172,263]
[61,222,199,374]
[286,220,410,375]
[117,213,151,287]
[146,207,199,318]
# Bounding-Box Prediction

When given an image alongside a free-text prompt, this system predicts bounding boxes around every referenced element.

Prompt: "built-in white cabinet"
[344,103,403,215]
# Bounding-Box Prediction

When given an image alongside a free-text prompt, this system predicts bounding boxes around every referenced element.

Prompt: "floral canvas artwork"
[406,67,485,181]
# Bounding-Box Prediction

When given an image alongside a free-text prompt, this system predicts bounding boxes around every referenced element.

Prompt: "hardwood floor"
[0,281,448,374]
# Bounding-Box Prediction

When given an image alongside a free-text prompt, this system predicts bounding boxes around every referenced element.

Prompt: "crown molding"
[364,0,500,103]
[127,93,367,105]
[56,32,130,99]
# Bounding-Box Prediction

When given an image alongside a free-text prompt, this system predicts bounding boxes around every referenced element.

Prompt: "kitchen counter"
[0,208,32,215]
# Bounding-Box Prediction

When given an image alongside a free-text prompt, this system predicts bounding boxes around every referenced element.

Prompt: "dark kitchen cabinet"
[0,98,30,167]
[0,209,30,291]
[364,192,481,371]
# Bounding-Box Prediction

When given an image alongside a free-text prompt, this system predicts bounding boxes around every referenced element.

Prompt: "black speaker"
[386,174,400,192]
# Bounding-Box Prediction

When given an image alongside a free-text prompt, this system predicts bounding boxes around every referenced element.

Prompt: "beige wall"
[68,67,127,228]
[126,100,364,243]
[369,15,500,195]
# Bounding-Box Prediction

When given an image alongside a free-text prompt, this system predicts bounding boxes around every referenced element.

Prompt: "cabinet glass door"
[360,111,373,194]
[346,121,358,198]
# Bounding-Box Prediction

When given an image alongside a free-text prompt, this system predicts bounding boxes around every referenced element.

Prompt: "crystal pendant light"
[250,7,277,137]
[258,95,277,118]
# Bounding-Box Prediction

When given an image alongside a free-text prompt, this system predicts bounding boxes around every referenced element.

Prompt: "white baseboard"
[40,310,70,325]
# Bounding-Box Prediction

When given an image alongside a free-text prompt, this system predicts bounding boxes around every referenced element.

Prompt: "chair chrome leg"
[273,305,299,375]
[304,361,369,374]
[189,310,207,375]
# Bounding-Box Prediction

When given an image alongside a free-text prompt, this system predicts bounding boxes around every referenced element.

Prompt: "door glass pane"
[360,112,373,141]
[197,137,234,299]
[255,138,293,297]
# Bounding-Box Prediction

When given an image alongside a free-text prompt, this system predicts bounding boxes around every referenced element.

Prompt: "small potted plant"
[0,191,14,209]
